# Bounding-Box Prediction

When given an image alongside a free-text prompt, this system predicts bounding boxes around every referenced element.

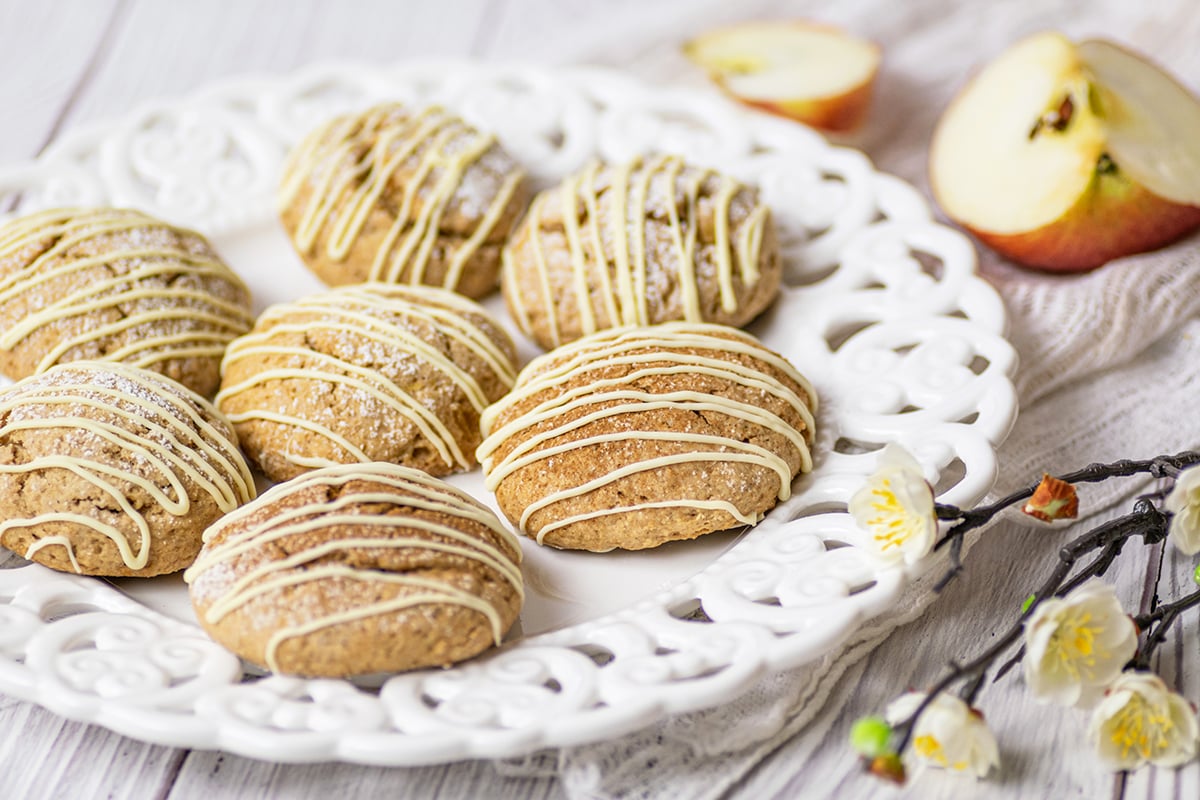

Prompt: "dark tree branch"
[930,453,1195,592]
[891,500,1170,754]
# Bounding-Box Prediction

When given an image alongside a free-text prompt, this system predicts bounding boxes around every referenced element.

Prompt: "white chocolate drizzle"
[278,104,525,291]
[0,208,253,374]
[215,284,516,473]
[0,361,256,571]
[477,322,817,545]
[183,462,523,674]
[504,155,772,347]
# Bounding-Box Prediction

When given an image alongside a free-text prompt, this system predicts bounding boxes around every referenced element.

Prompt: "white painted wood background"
[1,1,1199,798]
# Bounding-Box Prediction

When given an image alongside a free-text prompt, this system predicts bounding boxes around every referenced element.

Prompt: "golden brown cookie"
[184,462,524,677]
[0,361,256,576]
[216,283,518,482]
[278,103,529,298]
[0,207,254,397]
[501,155,781,350]
[478,322,817,551]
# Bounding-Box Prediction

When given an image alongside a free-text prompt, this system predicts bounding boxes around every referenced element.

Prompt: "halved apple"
[684,21,881,133]
[930,32,1200,272]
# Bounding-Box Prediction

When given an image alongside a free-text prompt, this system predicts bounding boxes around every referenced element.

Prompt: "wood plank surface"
[0,1,1198,798]
[0,0,123,163]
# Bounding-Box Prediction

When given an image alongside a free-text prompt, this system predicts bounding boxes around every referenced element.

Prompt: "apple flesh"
[684,22,881,133]
[930,32,1200,272]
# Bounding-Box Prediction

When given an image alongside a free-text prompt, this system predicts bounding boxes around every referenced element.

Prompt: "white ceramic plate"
[0,62,1017,765]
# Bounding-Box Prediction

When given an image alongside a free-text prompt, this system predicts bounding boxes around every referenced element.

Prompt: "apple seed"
[1028,94,1075,139]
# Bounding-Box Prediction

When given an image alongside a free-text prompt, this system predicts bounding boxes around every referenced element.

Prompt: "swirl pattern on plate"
[0,62,1017,765]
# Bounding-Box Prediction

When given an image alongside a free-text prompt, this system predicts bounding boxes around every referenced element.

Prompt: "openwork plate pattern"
[0,62,1018,764]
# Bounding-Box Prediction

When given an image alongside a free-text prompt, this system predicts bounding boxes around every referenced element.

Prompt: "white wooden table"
[2,1,1199,798]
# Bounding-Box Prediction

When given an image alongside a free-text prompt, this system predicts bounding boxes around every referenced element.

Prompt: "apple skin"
[733,78,875,133]
[967,171,1200,272]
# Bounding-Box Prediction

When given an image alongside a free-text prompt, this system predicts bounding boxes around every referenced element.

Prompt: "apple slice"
[930,32,1200,272]
[684,21,881,133]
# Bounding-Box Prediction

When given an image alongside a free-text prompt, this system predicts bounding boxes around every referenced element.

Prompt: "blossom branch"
[851,452,1200,784]
[890,497,1170,758]
[992,536,1130,683]
[931,452,1197,592]
[1131,588,1200,669]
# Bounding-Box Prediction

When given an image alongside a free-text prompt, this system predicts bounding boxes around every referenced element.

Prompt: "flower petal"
[1166,465,1200,556]
[1022,580,1136,709]
[885,691,999,778]
[849,444,936,566]
[1089,672,1200,770]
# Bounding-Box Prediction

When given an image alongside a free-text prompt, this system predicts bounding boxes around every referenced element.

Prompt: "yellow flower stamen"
[849,445,937,565]
[863,486,927,551]
[1046,610,1109,677]
[1109,695,1175,761]
[913,734,947,765]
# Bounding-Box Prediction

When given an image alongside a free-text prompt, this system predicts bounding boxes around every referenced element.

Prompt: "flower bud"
[1023,474,1079,522]
[849,716,892,758]
[868,752,907,784]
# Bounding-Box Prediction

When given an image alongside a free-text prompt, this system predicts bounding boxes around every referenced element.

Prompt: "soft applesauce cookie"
[185,462,523,677]
[278,103,529,298]
[478,322,816,551]
[216,283,517,482]
[501,155,781,350]
[0,207,254,397]
[0,361,256,576]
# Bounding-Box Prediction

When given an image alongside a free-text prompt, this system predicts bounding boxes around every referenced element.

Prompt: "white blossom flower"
[849,444,936,565]
[1165,464,1200,556]
[1023,579,1137,708]
[885,691,999,778]
[1088,671,1200,770]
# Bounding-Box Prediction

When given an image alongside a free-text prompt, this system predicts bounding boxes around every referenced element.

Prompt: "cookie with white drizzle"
[278,103,530,298]
[0,361,256,577]
[216,283,518,482]
[501,155,781,351]
[478,322,816,552]
[0,207,254,397]
[185,462,523,677]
